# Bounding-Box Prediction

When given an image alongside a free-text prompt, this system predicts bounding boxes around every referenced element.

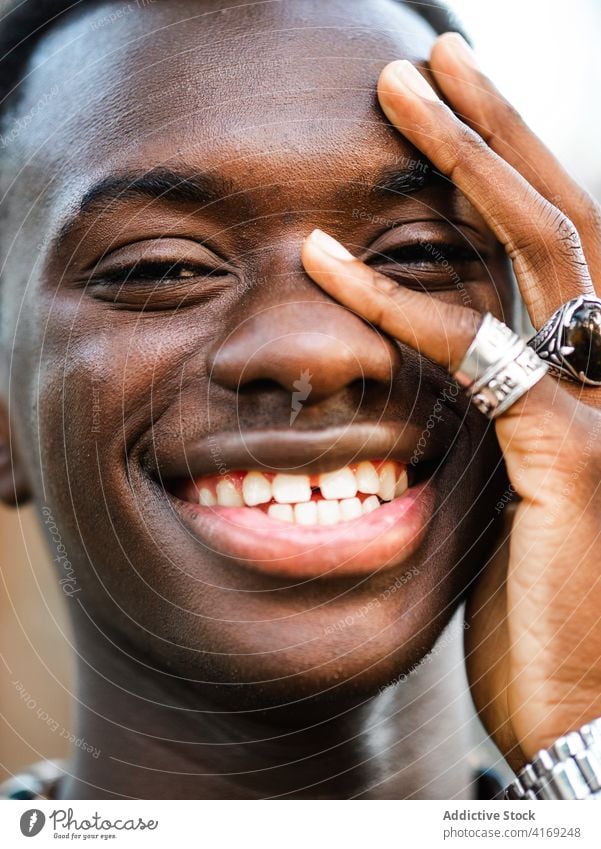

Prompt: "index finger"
[376,60,595,328]
[302,228,481,374]
[301,228,571,432]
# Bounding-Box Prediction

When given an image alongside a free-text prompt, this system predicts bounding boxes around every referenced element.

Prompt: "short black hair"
[0,0,465,130]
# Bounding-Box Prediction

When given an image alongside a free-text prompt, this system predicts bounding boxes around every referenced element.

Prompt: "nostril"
[355,376,389,395]
[235,378,283,397]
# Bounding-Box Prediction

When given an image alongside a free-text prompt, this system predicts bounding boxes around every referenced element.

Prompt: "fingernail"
[307,229,354,260]
[443,32,480,70]
[392,60,440,101]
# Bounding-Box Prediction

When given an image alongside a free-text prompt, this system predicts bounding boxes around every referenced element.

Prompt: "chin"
[110,564,462,719]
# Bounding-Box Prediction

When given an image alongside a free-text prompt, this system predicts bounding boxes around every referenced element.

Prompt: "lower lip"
[171,480,435,579]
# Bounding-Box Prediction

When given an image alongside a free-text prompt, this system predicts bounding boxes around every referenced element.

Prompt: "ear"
[0,399,31,505]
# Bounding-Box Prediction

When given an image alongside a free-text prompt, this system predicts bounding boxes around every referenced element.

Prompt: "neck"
[60,613,480,799]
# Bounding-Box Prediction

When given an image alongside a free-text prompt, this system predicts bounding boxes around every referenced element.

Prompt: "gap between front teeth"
[196,461,409,524]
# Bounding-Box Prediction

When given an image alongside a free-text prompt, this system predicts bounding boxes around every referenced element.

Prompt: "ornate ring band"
[527,295,601,386]
[454,313,549,419]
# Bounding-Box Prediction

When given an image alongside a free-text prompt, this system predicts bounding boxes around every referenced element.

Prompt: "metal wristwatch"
[505,718,601,799]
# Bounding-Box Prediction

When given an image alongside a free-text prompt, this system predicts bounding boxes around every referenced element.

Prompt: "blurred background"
[1,0,600,782]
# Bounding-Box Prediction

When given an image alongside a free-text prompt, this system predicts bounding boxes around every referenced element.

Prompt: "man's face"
[1,0,512,709]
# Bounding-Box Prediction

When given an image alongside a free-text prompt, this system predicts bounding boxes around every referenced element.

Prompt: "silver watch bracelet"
[505,718,601,800]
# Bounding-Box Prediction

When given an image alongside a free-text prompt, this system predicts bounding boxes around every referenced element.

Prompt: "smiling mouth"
[149,424,443,578]
[171,460,411,527]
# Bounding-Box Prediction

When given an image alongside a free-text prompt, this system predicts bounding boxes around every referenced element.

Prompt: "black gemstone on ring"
[564,302,601,383]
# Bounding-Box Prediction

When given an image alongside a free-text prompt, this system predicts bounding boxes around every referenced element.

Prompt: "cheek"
[432,274,513,318]
[36,301,215,440]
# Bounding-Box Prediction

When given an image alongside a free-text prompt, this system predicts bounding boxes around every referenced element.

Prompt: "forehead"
[14,0,437,207]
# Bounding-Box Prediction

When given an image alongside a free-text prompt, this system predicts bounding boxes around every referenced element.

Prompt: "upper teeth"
[197,460,409,521]
[319,467,357,500]
[272,473,312,504]
[215,479,243,507]
[378,461,397,502]
[242,470,272,506]
[355,461,380,494]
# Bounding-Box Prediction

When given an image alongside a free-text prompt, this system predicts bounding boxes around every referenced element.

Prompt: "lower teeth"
[266,494,382,525]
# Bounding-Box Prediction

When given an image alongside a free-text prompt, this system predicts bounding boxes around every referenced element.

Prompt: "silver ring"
[527,295,601,386]
[454,313,549,419]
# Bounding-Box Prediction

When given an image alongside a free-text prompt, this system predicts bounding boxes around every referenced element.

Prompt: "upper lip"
[144,421,454,482]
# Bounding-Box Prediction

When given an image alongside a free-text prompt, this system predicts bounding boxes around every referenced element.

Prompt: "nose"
[208,300,401,404]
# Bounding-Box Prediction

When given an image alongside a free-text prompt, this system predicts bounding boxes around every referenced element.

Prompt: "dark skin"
[0,0,517,798]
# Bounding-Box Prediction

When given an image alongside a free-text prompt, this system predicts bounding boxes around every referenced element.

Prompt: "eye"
[84,255,236,310]
[74,237,237,309]
[368,239,483,292]
[376,242,480,267]
[92,259,227,286]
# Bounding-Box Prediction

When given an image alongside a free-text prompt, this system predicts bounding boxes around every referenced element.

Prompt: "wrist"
[506,718,601,800]
[513,690,601,762]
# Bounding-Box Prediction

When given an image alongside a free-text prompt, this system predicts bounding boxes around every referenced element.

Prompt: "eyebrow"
[370,160,442,197]
[55,167,248,248]
[56,160,443,249]
[329,159,444,205]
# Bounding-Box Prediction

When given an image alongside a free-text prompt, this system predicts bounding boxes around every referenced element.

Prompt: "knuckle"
[541,190,601,257]
[499,98,523,128]
[549,211,588,266]
[366,267,408,324]
[555,212,579,244]
[454,306,482,346]
[368,266,398,297]
[436,123,490,181]
[537,203,573,242]
[517,200,586,269]
[490,96,525,136]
